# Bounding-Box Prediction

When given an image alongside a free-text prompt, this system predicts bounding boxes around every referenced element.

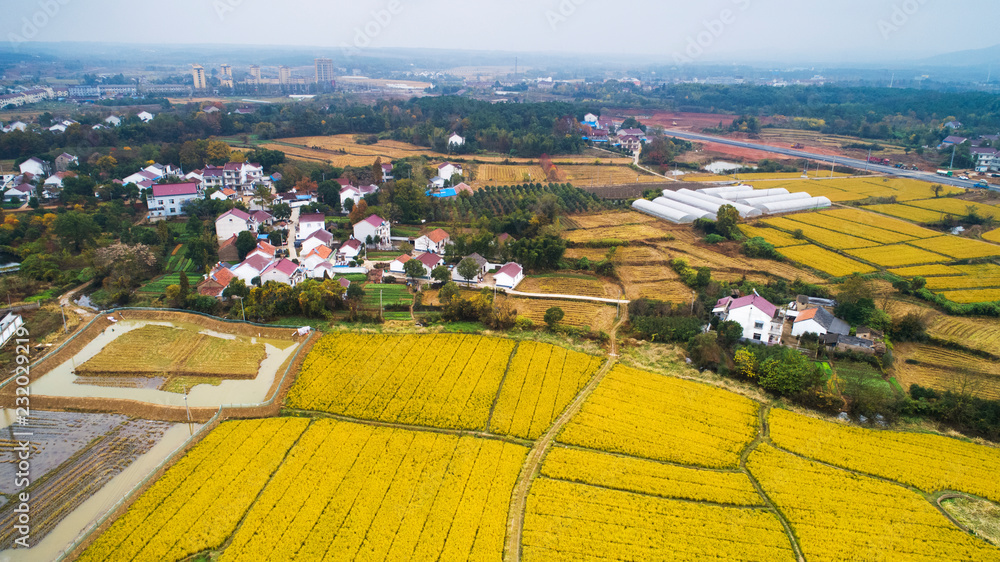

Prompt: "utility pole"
[234,295,245,321]
[950,144,957,170]
[59,303,67,333]
[864,148,872,173]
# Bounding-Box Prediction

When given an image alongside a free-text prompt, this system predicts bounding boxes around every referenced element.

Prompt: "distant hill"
[920,43,1000,67]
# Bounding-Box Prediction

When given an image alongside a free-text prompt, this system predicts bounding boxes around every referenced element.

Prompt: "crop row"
[739,225,807,248]
[556,365,760,469]
[777,245,876,277]
[760,217,877,250]
[747,443,996,561]
[780,213,918,245]
[490,341,603,440]
[845,244,948,268]
[910,236,1000,260]
[818,208,941,238]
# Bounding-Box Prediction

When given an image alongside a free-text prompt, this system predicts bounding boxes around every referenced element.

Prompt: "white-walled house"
[148,183,200,218]
[389,254,412,275]
[215,209,254,240]
[260,259,302,286]
[137,111,155,122]
[493,263,524,289]
[353,214,390,248]
[713,294,783,345]
[297,213,327,241]
[791,307,850,338]
[232,254,271,284]
[414,253,444,277]
[452,253,489,284]
[301,246,335,271]
[437,162,463,181]
[448,133,465,147]
[339,184,379,210]
[19,157,49,177]
[337,239,363,262]
[301,229,335,256]
[415,228,450,254]
[4,184,32,203]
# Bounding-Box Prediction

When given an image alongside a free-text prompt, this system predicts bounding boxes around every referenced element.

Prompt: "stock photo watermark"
[12,325,32,548]
[546,0,588,30]
[673,0,752,65]
[214,0,244,21]
[878,0,930,40]
[8,0,72,49]
[340,1,404,58]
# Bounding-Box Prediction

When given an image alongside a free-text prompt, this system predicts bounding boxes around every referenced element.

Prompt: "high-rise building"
[315,58,334,85]
[278,66,291,85]
[220,64,233,88]
[191,64,207,90]
[249,65,261,84]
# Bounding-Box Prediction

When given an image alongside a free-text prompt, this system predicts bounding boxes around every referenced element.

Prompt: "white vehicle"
[959,175,970,180]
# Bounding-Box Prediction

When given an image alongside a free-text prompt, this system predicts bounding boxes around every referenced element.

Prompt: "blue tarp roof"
[426,188,456,198]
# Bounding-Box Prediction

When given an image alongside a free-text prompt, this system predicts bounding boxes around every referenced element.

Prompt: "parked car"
[959,175,970,180]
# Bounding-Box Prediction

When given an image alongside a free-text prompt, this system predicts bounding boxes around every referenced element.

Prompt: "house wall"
[727,306,775,342]
[791,319,826,338]
[216,216,250,240]
[298,220,325,240]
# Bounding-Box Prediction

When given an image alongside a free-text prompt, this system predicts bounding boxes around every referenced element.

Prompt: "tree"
[28,196,39,210]
[431,265,450,284]
[457,257,481,285]
[253,184,274,209]
[52,211,99,251]
[348,199,369,224]
[931,184,944,198]
[439,281,460,304]
[717,320,744,348]
[543,307,565,329]
[759,347,820,396]
[206,140,232,165]
[186,215,203,236]
[223,278,249,299]
[271,202,292,221]
[179,271,190,302]
[236,231,257,261]
[165,284,184,308]
[403,259,426,282]
[892,313,928,342]
[716,204,741,240]
[346,283,365,301]
[687,332,724,370]
[734,348,758,379]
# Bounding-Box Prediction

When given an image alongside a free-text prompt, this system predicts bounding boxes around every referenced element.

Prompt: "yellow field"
[556,365,759,469]
[286,334,516,431]
[517,274,614,298]
[905,198,1000,220]
[748,443,997,562]
[984,227,1000,244]
[925,264,1000,290]
[781,213,924,245]
[770,177,963,203]
[908,235,1000,260]
[769,408,1000,502]
[510,298,618,332]
[778,245,877,277]
[563,247,608,261]
[935,288,1000,303]
[563,223,670,243]
[681,171,848,181]
[79,419,309,562]
[889,264,964,277]
[540,446,762,505]
[570,211,658,229]
[475,164,544,185]
[895,343,1000,400]
[845,244,948,267]
[623,280,695,301]
[563,165,670,185]
[522,478,795,562]
[490,341,603,440]
[761,217,877,250]
[861,203,950,223]
[930,315,1000,356]
[222,421,527,562]
[76,324,266,378]
[818,207,943,238]
[739,225,808,248]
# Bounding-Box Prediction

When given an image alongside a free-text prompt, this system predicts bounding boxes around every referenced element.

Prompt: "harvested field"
[928,315,1000,359]
[617,264,677,284]
[623,280,694,302]
[564,247,610,261]
[571,212,658,230]
[564,223,671,244]
[475,164,544,185]
[613,245,671,265]
[76,325,266,378]
[517,274,617,299]
[511,298,618,332]
[895,343,1000,400]
[563,165,670,185]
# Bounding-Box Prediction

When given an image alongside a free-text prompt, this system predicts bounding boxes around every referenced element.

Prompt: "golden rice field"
[936,288,1000,304]
[563,223,670,244]
[570,211,658,229]
[909,236,1000,260]
[984,228,1000,244]
[845,244,949,267]
[510,298,619,332]
[286,333,517,431]
[739,225,808,248]
[818,207,942,238]
[861,203,950,223]
[623,279,695,301]
[761,217,877,250]
[490,341,603,439]
[681,171,849,182]
[84,333,1000,561]
[894,343,1000,401]
[556,365,760,469]
[261,143,380,167]
[778,245,877,277]
[475,164,544,185]
[781,213,925,245]
[905,198,1000,220]
[925,264,1000,290]
[770,177,963,203]
[562,165,671,185]
[929,315,1000,357]
[76,324,266,378]
[889,264,964,277]
[516,274,615,298]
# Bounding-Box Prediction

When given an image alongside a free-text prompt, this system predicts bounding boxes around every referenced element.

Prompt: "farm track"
[503,314,624,562]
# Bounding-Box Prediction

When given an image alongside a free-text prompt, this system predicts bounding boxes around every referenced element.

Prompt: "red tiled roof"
[212,267,235,287]
[361,214,385,227]
[272,259,298,276]
[393,254,412,264]
[257,241,277,255]
[728,294,777,318]
[795,308,819,322]
[239,254,271,272]
[425,228,450,243]
[299,213,326,224]
[252,210,273,221]
[218,208,251,221]
[151,182,198,198]
[341,239,362,251]
[417,253,443,268]
[220,234,239,249]
[496,262,523,278]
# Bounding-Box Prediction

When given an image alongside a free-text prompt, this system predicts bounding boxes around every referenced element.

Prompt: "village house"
[713,294,783,345]
[297,213,328,241]
[260,259,303,286]
[448,133,465,147]
[389,254,412,275]
[452,253,489,284]
[301,246,335,271]
[618,135,642,154]
[19,157,49,177]
[430,163,463,188]
[791,307,850,339]
[55,152,78,172]
[381,163,394,182]
[197,266,236,299]
[3,184,32,204]
[493,262,525,289]
[301,229,335,256]
[246,241,278,262]
[353,214,390,248]
[415,228,451,254]
[231,254,271,284]
[215,209,255,240]
[104,115,122,127]
[218,235,240,263]
[337,239,363,263]
[43,171,76,192]
[339,184,379,210]
[412,253,444,278]
[223,162,265,193]
[137,111,155,123]
[823,334,876,355]
[148,183,200,218]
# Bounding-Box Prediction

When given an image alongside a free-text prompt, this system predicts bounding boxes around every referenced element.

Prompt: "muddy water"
[30,320,300,407]
[0,422,198,561]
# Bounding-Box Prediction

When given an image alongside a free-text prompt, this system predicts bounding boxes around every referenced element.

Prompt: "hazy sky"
[6,0,997,62]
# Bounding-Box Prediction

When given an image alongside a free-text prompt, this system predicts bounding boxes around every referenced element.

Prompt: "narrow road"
[503,314,625,562]
[287,206,300,260]
[59,281,96,319]
[663,129,983,190]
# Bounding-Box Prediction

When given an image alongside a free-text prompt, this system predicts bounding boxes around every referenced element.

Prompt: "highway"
[663,129,983,190]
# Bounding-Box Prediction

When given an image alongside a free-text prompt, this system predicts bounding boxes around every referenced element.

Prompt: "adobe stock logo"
[8,0,73,49]
[341,1,405,59]
[672,0,752,65]
[546,0,589,30]
[878,0,930,41]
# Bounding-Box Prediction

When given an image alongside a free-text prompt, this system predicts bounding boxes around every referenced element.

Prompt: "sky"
[5,0,997,63]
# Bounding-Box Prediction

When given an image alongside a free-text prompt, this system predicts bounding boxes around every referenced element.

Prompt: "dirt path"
[59,281,97,319]
[503,314,625,562]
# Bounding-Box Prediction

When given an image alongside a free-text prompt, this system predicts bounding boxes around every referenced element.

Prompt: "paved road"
[663,129,984,190]
[287,206,299,260]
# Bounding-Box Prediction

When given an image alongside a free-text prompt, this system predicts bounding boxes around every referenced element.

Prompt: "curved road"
[663,129,983,190]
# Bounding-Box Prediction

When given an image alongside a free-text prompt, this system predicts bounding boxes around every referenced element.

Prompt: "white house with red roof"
[223,162,265,193]
[381,163,394,182]
[232,254,272,284]
[713,293,784,345]
[298,213,327,241]
[246,241,278,262]
[412,253,444,277]
[430,162,463,188]
[415,228,451,254]
[493,263,524,289]
[215,208,253,240]
[339,184,379,210]
[301,229,335,256]
[353,214,390,248]
[301,246,335,271]
[260,258,303,286]
[197,265,237,299]
[389,254,412,274]
[148,182,200,218]
[337,239,363,263]
[4,183,33,204]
